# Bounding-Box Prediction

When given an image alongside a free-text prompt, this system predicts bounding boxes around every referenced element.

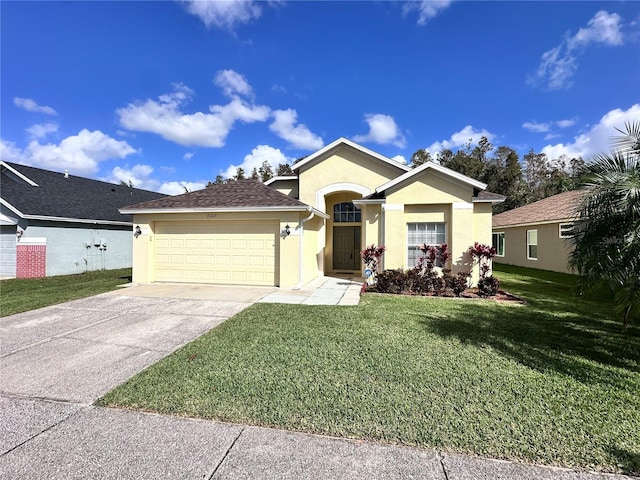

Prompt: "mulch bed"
[363,288,527,304]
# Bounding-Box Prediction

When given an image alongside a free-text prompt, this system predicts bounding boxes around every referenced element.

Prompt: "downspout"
[294,207,316,289]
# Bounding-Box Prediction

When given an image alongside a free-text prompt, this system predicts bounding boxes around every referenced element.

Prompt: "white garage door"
[154,222,277,286]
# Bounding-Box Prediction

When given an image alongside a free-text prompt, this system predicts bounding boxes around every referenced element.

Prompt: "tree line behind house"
[206,140,584,214]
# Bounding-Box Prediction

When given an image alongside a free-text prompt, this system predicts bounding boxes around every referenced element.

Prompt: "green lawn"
[0,268,132,316]
[97,265,640,474]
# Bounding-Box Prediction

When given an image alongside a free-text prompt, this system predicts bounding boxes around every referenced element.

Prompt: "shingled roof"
[1,161,166,224]
[493,189,585,228]
[120,179,318,213]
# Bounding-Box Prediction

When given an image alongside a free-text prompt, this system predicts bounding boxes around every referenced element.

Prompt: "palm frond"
[612,121,640,154]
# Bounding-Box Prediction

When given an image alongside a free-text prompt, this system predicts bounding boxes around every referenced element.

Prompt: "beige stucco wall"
[493,222,574,273]
[380,173,488,284]
[297,147,404,208]
[131,210,320,288]
[268,178,299,198]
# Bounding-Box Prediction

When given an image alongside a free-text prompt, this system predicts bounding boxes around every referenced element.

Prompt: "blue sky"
[2,1,639,194]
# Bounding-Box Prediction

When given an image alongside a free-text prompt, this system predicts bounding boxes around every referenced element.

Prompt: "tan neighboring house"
[121,138,504,288]
[492,190,585,274]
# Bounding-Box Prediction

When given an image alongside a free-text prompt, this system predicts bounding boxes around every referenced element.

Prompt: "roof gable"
[292,138,410,174]
[492,190,585,228]
[375,161,487,194]
[1,161,165,224]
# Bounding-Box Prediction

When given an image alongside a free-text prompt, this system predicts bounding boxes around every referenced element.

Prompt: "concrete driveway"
[1,285,273,404]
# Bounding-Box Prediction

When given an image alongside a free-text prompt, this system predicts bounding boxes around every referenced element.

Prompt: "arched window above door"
[333,202,361,223]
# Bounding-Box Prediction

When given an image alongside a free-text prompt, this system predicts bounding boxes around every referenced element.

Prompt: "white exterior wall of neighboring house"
[19,222,133,276]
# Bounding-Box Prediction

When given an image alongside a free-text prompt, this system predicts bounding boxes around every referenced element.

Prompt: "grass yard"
[97,265,640,474]
[0,268,132,316]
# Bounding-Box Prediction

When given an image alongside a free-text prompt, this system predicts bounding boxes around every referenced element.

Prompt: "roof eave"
[292,137,410,173]
[21,214,133,226]
[1,161,39,186]
[120,205,330,219]
[473,197,506,204]
[264,176,298,186]
[493,217,578,229]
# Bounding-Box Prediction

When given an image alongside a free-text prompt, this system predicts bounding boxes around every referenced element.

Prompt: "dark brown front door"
[333,226,360,271]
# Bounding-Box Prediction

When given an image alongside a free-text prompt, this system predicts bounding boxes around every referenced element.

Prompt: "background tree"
[410,149,432,167]
[233,167,245,181]
[276,163,294,176]
[483,146,528,213]
[258,160,274,182]
[569,122,640,330]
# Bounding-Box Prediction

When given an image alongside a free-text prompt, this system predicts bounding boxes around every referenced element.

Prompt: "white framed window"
[333,202,361,223]
[492,232,505,257]
[407,222,446,267]
[527,229,538,260]
[559,223,574,238]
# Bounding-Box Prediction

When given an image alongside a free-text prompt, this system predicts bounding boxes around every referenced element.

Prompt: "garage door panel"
[154,222,276,286]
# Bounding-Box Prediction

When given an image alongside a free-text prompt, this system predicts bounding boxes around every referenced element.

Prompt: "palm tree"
[569,122,640,330]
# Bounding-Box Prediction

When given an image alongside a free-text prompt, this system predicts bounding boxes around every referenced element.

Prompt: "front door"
[333,226,360,271]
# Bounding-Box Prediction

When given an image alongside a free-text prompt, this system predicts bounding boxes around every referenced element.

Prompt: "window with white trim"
[407,223,445,267]
[527,229,538,260]
[333,202,361,223]
[492,232,505,257]
[559,223,574,238]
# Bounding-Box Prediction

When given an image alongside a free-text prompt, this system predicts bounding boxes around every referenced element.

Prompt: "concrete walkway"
[0,285,634,479]
[259,275,363,306]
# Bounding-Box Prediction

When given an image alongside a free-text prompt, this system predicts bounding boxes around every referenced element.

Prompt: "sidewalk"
[1,396,632,479]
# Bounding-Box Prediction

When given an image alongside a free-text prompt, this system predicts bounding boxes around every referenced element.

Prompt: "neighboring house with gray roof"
[492,189,585,274]
[0,161,165,278]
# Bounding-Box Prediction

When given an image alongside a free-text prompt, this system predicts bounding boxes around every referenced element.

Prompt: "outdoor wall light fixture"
[134,225,142,238]
[282,224,291,236]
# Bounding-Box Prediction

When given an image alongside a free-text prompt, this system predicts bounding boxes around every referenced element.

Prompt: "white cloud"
[214,69,254,98]
[182,0,262,30]
[544,133,561,140]
[159,181,207,195]
[106,163,206,194]
[223,144,291,179]
[556,118,576,128]
[26,122,59,139]
[13,97,57,115]
[425,125,495,155]
[183,152,195,160]
[353,113,406,148]
[529,10,624,90]
[522,121,550,133]
[116,80,270,147]
[569,10,624,49]
[269,109,324,150]
[403,0,452,25]
[541,104,640,159]
[0,140,24,163]
[1,129,137,176]
[392,154,407,164]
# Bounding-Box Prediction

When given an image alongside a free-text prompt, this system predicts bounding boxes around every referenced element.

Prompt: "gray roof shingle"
[1,162,166,223]
[122,179,312,211]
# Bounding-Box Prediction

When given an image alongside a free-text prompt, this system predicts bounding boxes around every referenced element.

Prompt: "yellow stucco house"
[121,138,504,288]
